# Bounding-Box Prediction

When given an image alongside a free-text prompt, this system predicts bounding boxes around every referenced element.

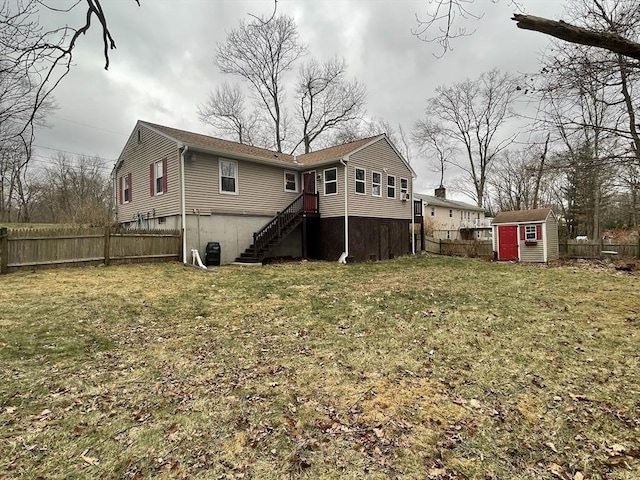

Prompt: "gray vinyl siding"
[184,152,300,216]
[519,233,544,262]
[347,139,412,220]
[116,126,180,223]
[318,163,346,218]
[546,215,559,261]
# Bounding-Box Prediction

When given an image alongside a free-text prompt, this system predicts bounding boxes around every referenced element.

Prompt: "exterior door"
[303,171,317,213]
[498,225,519,260]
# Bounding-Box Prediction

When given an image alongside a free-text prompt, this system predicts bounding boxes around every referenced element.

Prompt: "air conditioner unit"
[401,193,411,201]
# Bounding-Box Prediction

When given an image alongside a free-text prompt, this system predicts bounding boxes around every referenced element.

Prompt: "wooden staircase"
[234,192,319,263]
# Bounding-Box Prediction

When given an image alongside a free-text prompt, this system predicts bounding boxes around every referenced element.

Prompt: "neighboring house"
[492,208,559,262]
[113,121,416,265]
[413,187,491,241]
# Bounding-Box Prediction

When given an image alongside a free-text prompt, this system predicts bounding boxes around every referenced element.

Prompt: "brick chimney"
[435,186,446,199]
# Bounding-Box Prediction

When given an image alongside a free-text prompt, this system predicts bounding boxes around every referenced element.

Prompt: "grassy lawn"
[0,256,638,479]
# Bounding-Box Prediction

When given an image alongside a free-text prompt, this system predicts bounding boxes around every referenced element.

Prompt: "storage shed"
[492,208,559,262]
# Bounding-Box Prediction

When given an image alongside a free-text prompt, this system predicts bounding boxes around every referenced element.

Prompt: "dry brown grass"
[0,256,639,479]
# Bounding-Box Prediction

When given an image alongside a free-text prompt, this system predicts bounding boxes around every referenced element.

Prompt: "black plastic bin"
[205,242,221,266]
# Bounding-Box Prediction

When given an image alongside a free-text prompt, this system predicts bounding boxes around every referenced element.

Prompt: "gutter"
[180,144,189,263]
[338,156,349,263]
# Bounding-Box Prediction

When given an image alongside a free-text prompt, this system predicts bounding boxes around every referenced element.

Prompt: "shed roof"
[492,208,553,224]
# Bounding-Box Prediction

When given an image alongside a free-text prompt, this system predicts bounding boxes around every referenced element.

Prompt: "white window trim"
[400,177,408,198]
[355,167,366,195]
[122,176,130,204]
[387,174,396,199]
[284,170,298,193]
[449,209,453,218]
[430,207,435,217]
[525,225,537,240]
[219,158,239,195]
[371,171,382,197]
[154,160,164,196]
[324,167,338,196]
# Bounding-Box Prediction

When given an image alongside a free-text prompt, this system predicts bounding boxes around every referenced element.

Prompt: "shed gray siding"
[116,125,180,223]
[546,214,559,261]
[519,228,545,263]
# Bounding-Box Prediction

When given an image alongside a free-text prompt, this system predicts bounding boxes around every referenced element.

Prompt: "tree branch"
[512,14,640,61]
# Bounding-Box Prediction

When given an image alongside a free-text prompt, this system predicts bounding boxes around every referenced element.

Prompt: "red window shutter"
[128,173,132,202]
[520,225,525,240]
[119,176,123,205]
[150,163,154,196]
[536,224,542,240]
[162,157,168,193]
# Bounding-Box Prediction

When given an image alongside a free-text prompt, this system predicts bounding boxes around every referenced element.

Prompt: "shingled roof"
[141,121,386,167]
[492,208,553,224]
[142,121,294,164]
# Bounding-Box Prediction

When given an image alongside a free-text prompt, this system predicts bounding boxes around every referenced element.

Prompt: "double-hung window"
[387,175,396,198]
[324,167,337,195]
[355,167,366,194]
[220,159,238,194]
[372,171,381,197]
[400,178,408,199]
[120,174,131,204]
[154,160,164,195]
[284,171,298,192]
[525,225,537,240]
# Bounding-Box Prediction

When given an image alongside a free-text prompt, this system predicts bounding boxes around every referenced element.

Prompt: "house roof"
[413,193,486,212]
[295,135,385,164]
[492,208,553,224]
[138,121,399,169]
[141,121,295,164]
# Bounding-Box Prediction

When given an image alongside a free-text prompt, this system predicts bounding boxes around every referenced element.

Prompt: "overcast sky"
[33,0,567,199]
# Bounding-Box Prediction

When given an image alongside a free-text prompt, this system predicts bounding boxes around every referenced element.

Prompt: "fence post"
[103,226,111,266]
[0,227,8,274]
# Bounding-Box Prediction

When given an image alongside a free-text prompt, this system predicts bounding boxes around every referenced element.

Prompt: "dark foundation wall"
[319,216,410,262]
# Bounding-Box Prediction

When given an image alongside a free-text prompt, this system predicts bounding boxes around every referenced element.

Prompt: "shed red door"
[498,225,519,260]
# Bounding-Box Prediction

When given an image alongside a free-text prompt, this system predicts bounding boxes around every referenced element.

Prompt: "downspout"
[180,145,189,263]
[338,156,349,263]
[411,177,415,255]
[111,165,118,223]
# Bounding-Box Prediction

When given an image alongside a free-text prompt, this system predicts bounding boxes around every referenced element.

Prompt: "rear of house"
[114,121,415,265]
[492,208,559,262]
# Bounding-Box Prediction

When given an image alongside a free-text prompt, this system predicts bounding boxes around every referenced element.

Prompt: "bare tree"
[413,0,523,56]
[197,82,261,145]
[33,153,111,224]
[416,69,520,206]
[487,142,553,212]
[1,0,140,143]
[293,57,366,153]
[411,0,640,60]
[215,15,307,152]
[412,119,456,187]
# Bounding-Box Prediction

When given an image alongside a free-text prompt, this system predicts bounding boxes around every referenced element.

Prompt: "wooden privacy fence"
[422,236,493,258]
[0,226,182,274]
[560,239,640,259]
